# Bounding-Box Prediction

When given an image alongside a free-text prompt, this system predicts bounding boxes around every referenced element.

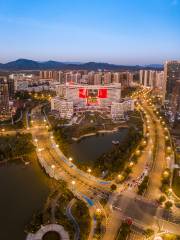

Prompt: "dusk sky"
[0,0,180,64]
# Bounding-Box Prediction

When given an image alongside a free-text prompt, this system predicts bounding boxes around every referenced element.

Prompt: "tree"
[111,184,117,191]
[165,201,173,209]
[144,228,154,238]
[158,195,166,204]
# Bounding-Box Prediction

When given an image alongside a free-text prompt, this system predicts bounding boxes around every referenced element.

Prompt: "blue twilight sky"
[0,0,180,64]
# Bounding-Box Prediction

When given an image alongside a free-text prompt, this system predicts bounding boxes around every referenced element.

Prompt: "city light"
[87,168,92,173]
[165,136,169,140]
[71,180,76,185]
[136,150,140,155]
[51,164,55,169]
[118,174,123,179]
[167,146,171,152]
[163,171,169,178]
[96,208,101,214]
[129,162,134,167]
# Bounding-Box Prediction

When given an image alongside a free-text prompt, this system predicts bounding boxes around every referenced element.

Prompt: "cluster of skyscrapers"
[0,60,180,122]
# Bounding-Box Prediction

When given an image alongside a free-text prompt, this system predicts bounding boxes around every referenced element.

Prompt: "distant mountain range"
[0,59,163,71]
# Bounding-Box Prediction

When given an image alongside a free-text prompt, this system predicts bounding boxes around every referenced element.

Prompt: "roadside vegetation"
[138,176,149,195]
[0,133,35,162]
[162,234,180,240]
[95,126,142,179]
[144,228,154,238]
[116,222,131,240]
[172,152,180,198]
[71,199,91,240]
[93,210,105,240]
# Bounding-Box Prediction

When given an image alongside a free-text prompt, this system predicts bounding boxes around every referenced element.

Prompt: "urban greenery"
[71,200,91,240]
[116,222,131,240]
[25,180,91,240]
[138,176,149,195]
[161,168,171,194]
[93,212,105,240]
[0,133,35,162]
[144,228,154,238]
[95,127,143,178]
[165,201,173,209]
[172,153,180,198]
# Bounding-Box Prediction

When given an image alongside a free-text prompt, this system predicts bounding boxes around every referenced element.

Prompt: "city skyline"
[0,0,180,64]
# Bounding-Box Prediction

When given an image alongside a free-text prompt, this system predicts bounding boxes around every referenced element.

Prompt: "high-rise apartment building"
[139,70,164,89]
[164,61,180,97]
[0,76,10,114]
[94,73,102,85]
[170,80,180,118]
[104,72,112,84]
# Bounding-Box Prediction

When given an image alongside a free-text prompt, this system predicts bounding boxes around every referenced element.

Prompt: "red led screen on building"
[79,88,87,98]
[98,89,107,98]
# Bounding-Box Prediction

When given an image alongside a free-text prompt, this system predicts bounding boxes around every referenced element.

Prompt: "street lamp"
[87,168,92,174]
[163,171,169,178]
[51,164,56,178]
[167,146,171,152]
[69,157,73,162]
[129,162,134,167]
[96,208,101,214]
[72,180,76,185]
[51,164,55,169]
[71,180,76,191]
[136,150,140,156]
[118,174,123,179]
[165,136,169,141]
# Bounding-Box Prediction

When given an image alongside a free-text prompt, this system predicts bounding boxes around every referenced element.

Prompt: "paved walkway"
[26,224,69,240]
[66,199,80,240]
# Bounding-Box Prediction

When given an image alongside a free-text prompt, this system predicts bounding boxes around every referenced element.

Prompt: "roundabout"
[26,224,69,240]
